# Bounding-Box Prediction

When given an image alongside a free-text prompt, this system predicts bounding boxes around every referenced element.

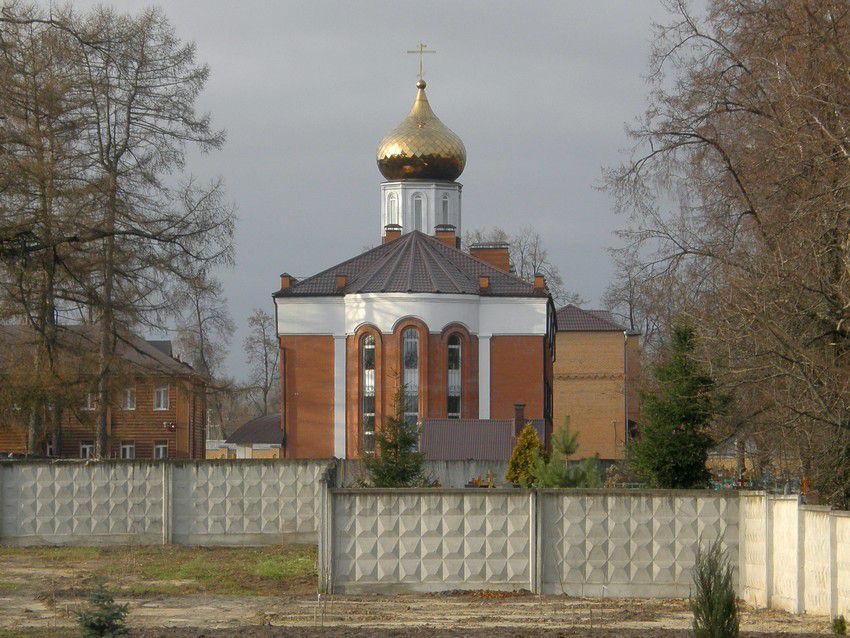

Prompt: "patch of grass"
[0,545,100,563]
[0,580,22,592]
[254,553,316,579]
[0,544,318,598]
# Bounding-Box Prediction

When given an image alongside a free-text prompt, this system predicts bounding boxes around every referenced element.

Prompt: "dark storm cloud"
[72,0,670,377]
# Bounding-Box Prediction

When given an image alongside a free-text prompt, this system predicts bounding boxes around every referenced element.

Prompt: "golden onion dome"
[377,80,466,181]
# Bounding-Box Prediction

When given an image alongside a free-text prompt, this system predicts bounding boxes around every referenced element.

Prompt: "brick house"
[0,326,207,460]
[553,305,640,462]
[274,78,556,459]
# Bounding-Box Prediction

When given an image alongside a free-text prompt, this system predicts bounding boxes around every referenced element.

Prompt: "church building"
[274,78,556,459]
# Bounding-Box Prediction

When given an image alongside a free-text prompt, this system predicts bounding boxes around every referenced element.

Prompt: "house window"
[80,441,94,459]
[83,392,95,411]
[447,334,461,418]
[412,194,424,231]
[361,335,376,453]
[154,386,169,411]
[154,441,168,460]
[440,194,449,225]
[387,192,398,225]
[402,328,419,426]
[123,386,136,410]
[120,440,135,459]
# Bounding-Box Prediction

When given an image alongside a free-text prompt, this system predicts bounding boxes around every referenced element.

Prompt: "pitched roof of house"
[0,324,196,377]
[226,413,282,445]
[420,418,546,461]
[273,231,544,298]
[555,304,627,332]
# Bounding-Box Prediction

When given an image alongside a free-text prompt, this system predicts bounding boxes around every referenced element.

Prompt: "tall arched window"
[386,193,398,225]
[361,335,376,453]
[402,328,419,424]
[447,334,461,418]
[440,194,450,226]
[412,194,424,231]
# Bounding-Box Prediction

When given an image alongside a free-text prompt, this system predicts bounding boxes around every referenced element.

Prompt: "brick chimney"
[478,275,490,293]
[513,403,526,436]
[470,241,510,273]
[383,224,402,243]
[534,273,546,292]
[434,224,458,248]
[280,273,296,291]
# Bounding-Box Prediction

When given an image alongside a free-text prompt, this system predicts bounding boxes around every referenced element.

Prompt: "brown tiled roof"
[420,418,546,461]
[0,324,196,377]
[555,304,626,332]
[273,231,542,298]
[226,413,282,445]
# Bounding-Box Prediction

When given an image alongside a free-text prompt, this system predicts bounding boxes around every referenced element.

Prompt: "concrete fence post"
[830,512,839,618]
[765,494,774,608]
[318,472,334,594]
[529,490,540,594]
[795,496,805,614]
[161,462,173,545]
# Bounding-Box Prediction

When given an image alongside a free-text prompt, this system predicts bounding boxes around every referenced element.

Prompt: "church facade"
[274,79,556,459]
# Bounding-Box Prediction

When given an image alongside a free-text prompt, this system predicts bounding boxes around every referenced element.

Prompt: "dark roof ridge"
[276,231,547,298]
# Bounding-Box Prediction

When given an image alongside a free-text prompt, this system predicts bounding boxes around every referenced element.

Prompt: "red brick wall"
[489,336,546,420]
[0,377,206,459]
[281,324,547,460]
[280,335,334,459]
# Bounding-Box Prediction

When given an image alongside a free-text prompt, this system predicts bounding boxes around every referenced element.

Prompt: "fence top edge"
[330,487,749,497]
[0,458,336,467]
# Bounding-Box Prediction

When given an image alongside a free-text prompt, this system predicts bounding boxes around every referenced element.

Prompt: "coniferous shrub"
[75,583,129,637]
[506,423,543,487]
[833,615,847,635]
[691,538,739,638]
[532,417,601,488]
[364,385,427,487]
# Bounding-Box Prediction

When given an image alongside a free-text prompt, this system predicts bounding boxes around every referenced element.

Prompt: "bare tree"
[463,226,583,306]
[244,308,279,417]
[605,0,850,503]
[0,5,235,457]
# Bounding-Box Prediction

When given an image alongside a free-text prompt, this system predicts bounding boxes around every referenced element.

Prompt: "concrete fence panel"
[770,496,803,613]
[328,489,533,593]
[537,491,738,597]
[1,462,166,546]
[738,492,769,607]
[0,459,334,546]
[801,506,832,615]
[171,460,332,545]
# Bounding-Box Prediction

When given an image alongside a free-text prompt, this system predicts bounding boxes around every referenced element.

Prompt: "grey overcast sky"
[75,0,671,378]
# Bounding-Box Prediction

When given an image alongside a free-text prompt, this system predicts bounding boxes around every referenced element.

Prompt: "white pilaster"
[333,336,347,458]
[478,335,491,419]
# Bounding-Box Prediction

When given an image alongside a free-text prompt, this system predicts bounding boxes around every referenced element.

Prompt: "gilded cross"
[406,42,436,80]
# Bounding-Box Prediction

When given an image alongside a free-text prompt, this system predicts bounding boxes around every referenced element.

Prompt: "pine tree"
[364,385,426,487]
[506,423,543,487]
[75,583,129,637]
[533,417,601,488]
[629,325,720,488]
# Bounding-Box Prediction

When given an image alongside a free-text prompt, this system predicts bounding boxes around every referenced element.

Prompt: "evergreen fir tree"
[75,583,129,637]
[506,423,543,486]
[533,417,601,488]
[364,385,426,487]
[629,324,720,488]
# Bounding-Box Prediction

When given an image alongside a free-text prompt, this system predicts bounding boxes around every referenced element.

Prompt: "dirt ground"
[0,545,835,637]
